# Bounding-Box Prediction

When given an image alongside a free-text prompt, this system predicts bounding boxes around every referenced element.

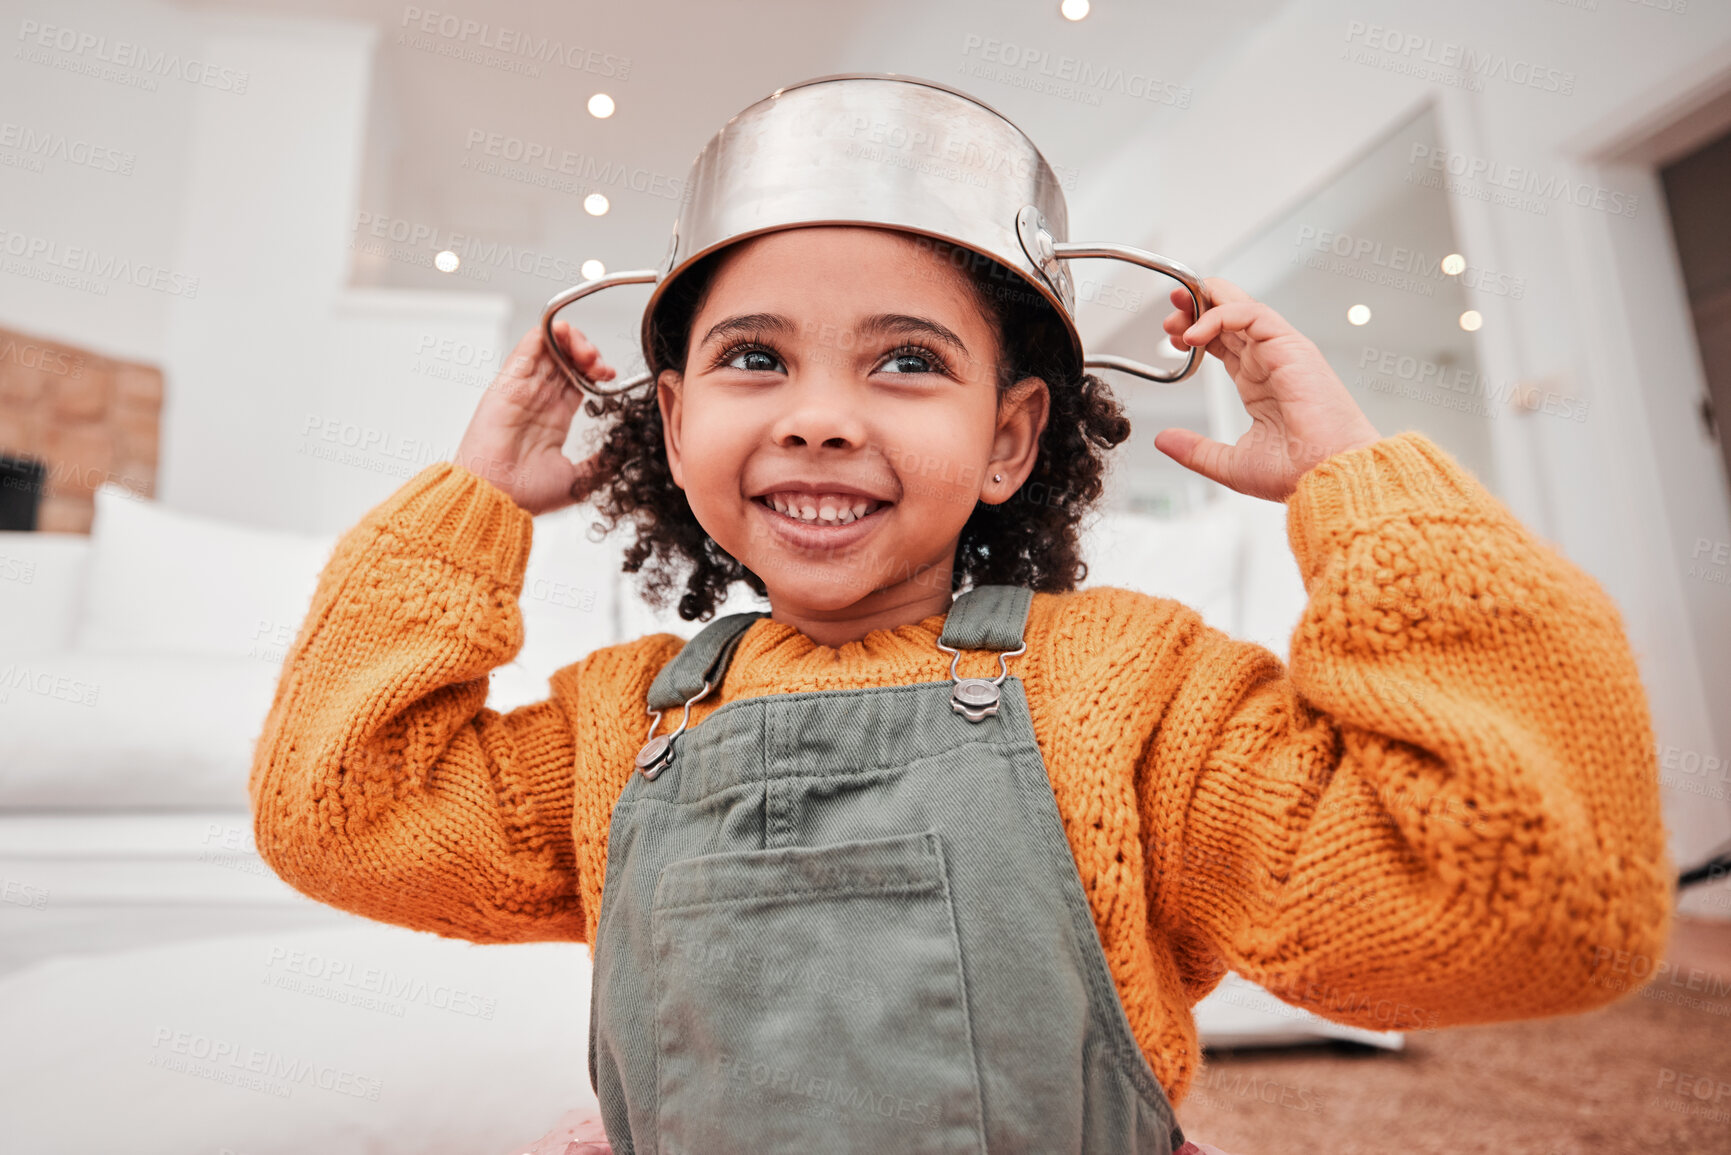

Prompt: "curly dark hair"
[570,231,1133,622]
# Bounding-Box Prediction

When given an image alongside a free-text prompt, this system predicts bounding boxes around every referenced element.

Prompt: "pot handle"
[539,269,662,397]
[1052,242,1212,383]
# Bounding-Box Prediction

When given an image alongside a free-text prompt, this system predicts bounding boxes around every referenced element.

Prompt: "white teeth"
[761,492,882,527]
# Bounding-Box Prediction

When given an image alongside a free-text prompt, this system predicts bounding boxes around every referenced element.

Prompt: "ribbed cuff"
[1285,431,1498,586]
[370,461,535,589]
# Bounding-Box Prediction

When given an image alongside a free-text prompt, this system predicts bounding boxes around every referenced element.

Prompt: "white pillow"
[0,652,281,809]
[496,505,628,709]
[73,484,337,661]
[0,531,91,652]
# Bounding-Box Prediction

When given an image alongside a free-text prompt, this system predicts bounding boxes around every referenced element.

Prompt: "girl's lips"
[751,495,892,551]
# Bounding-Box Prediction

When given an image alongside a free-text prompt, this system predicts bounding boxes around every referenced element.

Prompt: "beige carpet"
[1175,917,1731,1155]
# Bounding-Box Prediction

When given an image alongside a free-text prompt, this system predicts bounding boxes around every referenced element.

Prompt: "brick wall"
[0,326,161,532]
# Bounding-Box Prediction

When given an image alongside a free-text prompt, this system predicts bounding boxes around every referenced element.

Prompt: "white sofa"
[0,478,1385,1155]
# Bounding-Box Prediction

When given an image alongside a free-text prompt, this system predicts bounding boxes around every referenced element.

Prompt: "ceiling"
[1211,103,1500,488]
[177,0,1288,344]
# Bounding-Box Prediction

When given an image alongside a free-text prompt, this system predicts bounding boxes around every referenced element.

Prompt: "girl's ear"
[984,375,1050,502]
[657,369,686,490]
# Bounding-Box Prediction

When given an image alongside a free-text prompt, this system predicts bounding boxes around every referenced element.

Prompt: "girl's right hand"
[452,320,617,515]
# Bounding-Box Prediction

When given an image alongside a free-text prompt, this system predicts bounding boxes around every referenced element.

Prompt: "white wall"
[1083,0,1731,912]
[157,14,379,529]
[156,14,520,535]
[0,0,200,360]
[2,1,514,535]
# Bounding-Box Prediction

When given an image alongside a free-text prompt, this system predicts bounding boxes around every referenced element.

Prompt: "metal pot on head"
[540,71,1211,395]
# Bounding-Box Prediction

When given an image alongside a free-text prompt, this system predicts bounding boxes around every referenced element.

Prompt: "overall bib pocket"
[649,829,989,1155]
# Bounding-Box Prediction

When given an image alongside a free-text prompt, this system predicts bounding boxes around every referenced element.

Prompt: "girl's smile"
[748,485,894,549]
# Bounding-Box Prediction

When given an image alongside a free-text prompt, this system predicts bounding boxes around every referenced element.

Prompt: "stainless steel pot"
[541,71,1210,396]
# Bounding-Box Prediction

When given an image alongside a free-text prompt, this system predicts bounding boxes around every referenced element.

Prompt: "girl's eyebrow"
[697,312,971,357]
[859,314,970,357]
[699,312,794,349]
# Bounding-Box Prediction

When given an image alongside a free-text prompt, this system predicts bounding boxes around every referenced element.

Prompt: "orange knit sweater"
[248,430,1674,1106]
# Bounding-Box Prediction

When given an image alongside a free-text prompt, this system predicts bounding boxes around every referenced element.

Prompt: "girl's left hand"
[1155,277,1382,502]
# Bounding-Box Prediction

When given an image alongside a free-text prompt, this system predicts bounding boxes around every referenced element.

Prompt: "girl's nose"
[768,373,870,450]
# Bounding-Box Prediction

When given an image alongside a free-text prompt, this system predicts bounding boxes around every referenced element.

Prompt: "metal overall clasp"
[634,629,749,780]
[934,637,1027,723]
[633,685,706,781]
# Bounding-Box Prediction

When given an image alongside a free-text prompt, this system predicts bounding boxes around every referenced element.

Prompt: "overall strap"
[938,584,1033,652]
[645,611,768,712]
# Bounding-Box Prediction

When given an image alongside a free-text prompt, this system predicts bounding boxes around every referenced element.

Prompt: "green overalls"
[588,584,1189,1154]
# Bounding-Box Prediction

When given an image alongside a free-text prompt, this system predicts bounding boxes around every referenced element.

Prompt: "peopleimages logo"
[397,7,630,78]
[1408,144,1638,219]
[460,130,685,202]
[959,34,1192,108]
[350,211,585,284]
[1293,225,1527,300]
[0,121,135,175]
[0,228,200,298]
[1342,20,1576,96]
[15,19,249,93]
[1356,346,1590,423]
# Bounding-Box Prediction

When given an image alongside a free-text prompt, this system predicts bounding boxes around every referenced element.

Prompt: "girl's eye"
[879,347,945,375]
[724,346,783,373]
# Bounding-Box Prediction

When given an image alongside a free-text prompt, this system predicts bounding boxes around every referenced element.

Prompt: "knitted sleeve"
[248,461,587,944]
[1148,431,1674,1031]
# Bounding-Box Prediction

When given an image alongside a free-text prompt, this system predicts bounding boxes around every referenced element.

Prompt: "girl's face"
[656,226,1049,644]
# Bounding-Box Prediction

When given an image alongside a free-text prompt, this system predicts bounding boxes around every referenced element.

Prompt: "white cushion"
[2,497,634,806]
[0,652,281,809]
[0,532,90,652]
[73,484,338,661]
[491,504,629,712]
[0,922,596,1155]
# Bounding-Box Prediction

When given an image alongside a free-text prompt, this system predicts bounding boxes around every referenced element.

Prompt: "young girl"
[249,113,1673,1155]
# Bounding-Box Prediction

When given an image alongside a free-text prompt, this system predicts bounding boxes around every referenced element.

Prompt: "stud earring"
[992,473,1003,483]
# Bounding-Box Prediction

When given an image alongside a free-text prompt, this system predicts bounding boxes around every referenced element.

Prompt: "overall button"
[634,733,674,778]
[950,679,1000,722]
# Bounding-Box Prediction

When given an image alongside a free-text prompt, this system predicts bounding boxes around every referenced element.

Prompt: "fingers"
[1152,426,1235,489]
[1200,276,1251,305]
[549,321,617,382]
[500,324,547,378]
[1164,276,1256,352]
[1164,276,1248,319]
[1181,299,1294,350]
